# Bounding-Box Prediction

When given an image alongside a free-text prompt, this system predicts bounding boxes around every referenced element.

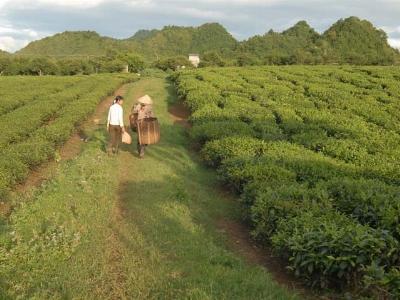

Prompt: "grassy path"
[0,77,301,299]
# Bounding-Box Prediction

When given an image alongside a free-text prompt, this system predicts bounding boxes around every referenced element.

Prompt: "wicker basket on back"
[137,117,160,145]
[129,113,138,132]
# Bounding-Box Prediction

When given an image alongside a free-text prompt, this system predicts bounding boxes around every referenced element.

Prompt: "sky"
[0,0,400,52]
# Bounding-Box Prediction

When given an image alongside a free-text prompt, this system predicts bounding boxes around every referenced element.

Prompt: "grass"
[0,76,301,299]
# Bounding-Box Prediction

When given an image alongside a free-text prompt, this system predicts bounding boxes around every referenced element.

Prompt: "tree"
[154,56,189,71]
[117,53,145,73]
[58,59,87,75]
[28,57,58,75]
[199,51,226,67]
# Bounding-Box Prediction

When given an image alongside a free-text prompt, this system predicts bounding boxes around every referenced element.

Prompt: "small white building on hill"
[189,54,200,67]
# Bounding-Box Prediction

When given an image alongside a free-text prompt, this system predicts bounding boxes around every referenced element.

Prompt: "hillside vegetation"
[17,31,120,57]
[17,23,237,60]
[237,17,398,65]
[14,17,400,65]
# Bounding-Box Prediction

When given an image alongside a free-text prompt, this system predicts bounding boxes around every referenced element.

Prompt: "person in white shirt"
[107,95,125,154]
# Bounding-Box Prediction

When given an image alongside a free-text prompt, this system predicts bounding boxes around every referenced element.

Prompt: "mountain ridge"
[13,17,400,65]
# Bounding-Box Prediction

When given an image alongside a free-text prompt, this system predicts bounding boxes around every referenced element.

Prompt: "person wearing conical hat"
[132,95,155,158]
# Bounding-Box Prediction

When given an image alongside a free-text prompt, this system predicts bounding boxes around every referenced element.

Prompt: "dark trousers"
[109,125,122,153]
[137,142,147,157]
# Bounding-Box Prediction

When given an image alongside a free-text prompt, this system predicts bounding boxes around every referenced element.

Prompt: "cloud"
[388,38,400,49]
[0,25,39,38]
[380,26,400,34]
[0,36,30,52]
[0,0,399,52]
[1,0,108,9]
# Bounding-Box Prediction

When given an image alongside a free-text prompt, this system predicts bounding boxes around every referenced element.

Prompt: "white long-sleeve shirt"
[107,104,124,127]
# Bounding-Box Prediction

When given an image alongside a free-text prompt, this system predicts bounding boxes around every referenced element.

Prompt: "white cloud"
[0,21,46,52]
[178,7,227,19]
[0,0,113,9]
[36,0,106,8]
[0,25,39,38]
[0,36,29,52]
[388,38,400,49]
[380,25,400,34]
[172,0,283,5]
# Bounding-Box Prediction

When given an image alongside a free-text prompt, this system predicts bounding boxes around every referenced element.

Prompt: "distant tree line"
[0,52,145,76]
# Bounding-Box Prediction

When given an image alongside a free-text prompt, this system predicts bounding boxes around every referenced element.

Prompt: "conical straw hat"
[137,95,153,105]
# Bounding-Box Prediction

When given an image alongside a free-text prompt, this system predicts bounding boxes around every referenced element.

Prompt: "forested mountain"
[128,29,159,41]
[236,17,398,65]
[122,23,238,59]
[236,21,323,64]
[17,31,120,56]
[322,17,398,64]
[12,17,400,66]
[17,23,237,60]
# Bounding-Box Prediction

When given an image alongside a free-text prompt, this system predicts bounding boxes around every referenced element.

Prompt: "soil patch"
[168,101,191,128]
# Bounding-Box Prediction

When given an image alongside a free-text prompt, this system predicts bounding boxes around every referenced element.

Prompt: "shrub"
[248,182,331,239]
[184,87,223,111]
[189,104,239,124]
[201,136,268,166]
[272,211,400,288]
[190,121,255,145]
[323,177,400,238]
[219,156,296,192]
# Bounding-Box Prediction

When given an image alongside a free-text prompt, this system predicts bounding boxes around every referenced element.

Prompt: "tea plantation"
[173,66,400,296]
[0,74,136,199]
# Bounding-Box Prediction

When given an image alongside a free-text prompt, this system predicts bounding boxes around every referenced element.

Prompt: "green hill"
[322,16,398,64]
[124,23,238,60]
[237,21,323,64]
[16,31,120,56]
[17,23,238,60]
[128,29,159,41]
[236,17,399,65]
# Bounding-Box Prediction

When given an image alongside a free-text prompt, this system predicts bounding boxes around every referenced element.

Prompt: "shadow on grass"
[116,174,298,299]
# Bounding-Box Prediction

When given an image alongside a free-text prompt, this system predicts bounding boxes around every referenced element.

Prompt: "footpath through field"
[1,76,303,299]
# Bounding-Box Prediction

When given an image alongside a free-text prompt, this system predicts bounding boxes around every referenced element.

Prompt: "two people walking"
[107,94,156,157]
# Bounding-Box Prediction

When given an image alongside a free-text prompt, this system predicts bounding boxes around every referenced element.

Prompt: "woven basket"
[129,113,138,132]
[137,118,160,145]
